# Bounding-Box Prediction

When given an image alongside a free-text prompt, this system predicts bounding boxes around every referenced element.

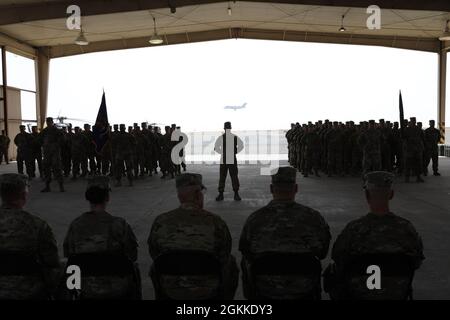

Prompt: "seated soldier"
[239,166,331,299]
[63,176,140,299]
[148,173,238,299]
[0,173,60,299]
[326,171,424,300]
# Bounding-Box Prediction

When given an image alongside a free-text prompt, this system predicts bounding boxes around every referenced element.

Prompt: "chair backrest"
[66,252,135,277]
[343,253,415,300]
[154,250,222,277]
[153,250,223,300]
[251,252,322,276]
[0,251,43,276]
[248,252,322,300]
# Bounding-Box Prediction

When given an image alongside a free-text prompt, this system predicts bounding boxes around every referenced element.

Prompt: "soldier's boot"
[416,175,424,183]
[303,172,309,178]
[59,182,65,192]
[433,171,441,176]
[41,183,51,193]
[234,191,242,201]
[216,192,224,201]
[170,172,175,179]
[314,169,320,177]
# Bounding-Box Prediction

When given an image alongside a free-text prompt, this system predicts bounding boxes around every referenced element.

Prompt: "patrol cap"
[363,171,394,190]
[176,173,206,190]
[87,175,111,191]
[19,125,25,129]
[369,120,375,124]
[224,121,232,129]
[271,167,297,185]
[133,123,138,127]
[0,173,29,192]
[410,117,416,121]
[379,119,385,123]
[46,117,53,122]
[141,122,147,126]
[119,124,126,128]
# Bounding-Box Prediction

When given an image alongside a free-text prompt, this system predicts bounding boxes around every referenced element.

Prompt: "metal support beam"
[0,32,36,59]
[0,0,449,27]
[35,50,50,130]
[438,42,447,144]
[1,46,8,137]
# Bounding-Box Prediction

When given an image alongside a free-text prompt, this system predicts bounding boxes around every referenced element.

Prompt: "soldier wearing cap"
[239,167,331,299]
[14,125,34,178]
[39,117,65,192]
[30,126,43,178]
[158,125,175,179]
[0,173,60,299]
[83,123,97,175]
[327,171,424,299]
[114,124,136,186]
[358,120,382,175]
[0,129,10,165]
[148,173,238,299]
[63,175,140,298]
[403,117,425,182]
[214,121,244,201]
[423,120,442,176]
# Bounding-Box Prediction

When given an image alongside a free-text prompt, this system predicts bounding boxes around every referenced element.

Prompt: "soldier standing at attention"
[148,173,239,299]
[403,117,425,183]
[0,130,10,165]
[0,173,60,299]
[70,127,89,180]
[328,171,424,299]
[30,126,43,179]
[83,124,97,175]
[39,117,65,192]
[214,121,244,201]
[239,167,330,299]
[423,120,441,176]
[358,120,382,175]
[114,124,135,187]
[14,125,34,178]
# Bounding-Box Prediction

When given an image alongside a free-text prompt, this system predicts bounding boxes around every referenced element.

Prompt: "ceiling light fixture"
[439,20,450,41]
[75,27,89,46]
[339,15,346,32]
[228,1,232,16]
[149,16,164,45]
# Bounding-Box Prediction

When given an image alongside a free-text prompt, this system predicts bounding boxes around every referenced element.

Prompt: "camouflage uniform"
[358,125,382,174]
[14,130,34,177]
[0,132,10,164]
[30,128,43,178]
[423,125,441,175]
[300,129,321,176]
[239,167,330,299]
[148,173,238,299]
[0,174,60,299]
[70,128,89,179]
[114,127,135,185]
[403,120,425,180]
[39,124,64,187]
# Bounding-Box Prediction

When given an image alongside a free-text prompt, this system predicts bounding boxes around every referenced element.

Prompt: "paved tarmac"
[0,158,449,299]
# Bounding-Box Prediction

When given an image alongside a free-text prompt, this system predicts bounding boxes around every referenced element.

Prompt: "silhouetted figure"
[214,122,244,201]
[239,167,330,299]
[0,173,60,299]
[63,176,140,299]
[148,173,239,299]
[324,171,424,300]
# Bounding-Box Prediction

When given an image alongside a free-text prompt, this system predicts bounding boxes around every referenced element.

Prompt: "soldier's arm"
[123,221,138,262]
[214,136,222,154]
[406,222,425,269]
[236,136,244,154]
[331,224,353,267]
[216,217,232,263]
[314,215,332,260]
[147,218,161,260]
[38,222,60,268]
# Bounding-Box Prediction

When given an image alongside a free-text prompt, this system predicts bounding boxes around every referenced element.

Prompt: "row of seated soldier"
[0,167,423,300]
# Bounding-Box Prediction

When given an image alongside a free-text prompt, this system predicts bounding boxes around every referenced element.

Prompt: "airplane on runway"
[224,102,247,111]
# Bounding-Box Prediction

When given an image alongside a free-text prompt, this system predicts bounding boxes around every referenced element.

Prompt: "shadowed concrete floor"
[0,158,449,300]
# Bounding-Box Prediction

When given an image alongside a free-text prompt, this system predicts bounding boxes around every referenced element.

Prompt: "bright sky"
[44,39,443,132]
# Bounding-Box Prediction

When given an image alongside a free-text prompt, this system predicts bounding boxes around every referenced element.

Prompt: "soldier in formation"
[286,117,443,182]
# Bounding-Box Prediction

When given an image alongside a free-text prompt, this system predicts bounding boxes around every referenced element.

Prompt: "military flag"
[399,90,405,138]
[93,91,110,154]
